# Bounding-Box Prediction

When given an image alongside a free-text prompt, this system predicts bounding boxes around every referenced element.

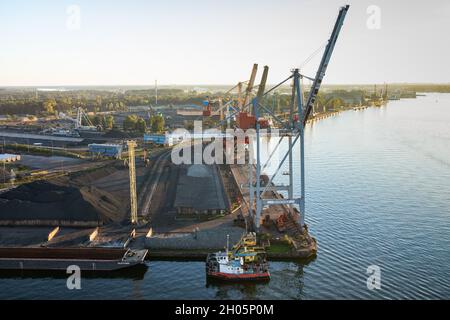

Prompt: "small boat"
[206,233,270,281]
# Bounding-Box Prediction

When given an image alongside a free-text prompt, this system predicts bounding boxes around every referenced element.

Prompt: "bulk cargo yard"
[0,6,354,271]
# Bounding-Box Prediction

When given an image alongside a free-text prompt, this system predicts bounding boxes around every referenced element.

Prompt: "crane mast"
[127,140,138,224]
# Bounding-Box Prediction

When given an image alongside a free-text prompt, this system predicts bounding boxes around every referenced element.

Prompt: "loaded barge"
[0,247,148,271]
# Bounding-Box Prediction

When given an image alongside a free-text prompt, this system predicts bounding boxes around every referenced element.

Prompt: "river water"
[1,93,449,299]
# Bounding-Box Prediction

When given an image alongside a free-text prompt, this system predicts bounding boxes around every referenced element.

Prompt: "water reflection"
[206,278,269,300]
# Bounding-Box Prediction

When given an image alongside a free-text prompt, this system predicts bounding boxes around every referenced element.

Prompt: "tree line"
[0,88,209,116]
[122,114,165,134]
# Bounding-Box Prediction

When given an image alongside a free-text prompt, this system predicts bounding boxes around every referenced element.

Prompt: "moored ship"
[206,233,270,281]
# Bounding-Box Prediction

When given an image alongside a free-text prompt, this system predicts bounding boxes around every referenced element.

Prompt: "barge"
[0,247,148,271]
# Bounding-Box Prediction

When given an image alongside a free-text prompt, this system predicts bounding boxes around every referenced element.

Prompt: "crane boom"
[256,66,269,102]
[243,63,258,109]
[303,5,349,127]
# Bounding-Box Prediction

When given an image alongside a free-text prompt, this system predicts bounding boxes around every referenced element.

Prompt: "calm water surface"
[1,93,449,299]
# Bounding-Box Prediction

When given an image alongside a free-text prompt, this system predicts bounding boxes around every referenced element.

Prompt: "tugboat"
[206,233,270,281]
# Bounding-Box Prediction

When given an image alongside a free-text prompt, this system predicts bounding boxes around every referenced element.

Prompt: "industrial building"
[88,143,123,159]
[143,133,174,146]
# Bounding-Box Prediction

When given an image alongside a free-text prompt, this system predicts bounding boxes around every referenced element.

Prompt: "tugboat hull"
[207,271,270,282]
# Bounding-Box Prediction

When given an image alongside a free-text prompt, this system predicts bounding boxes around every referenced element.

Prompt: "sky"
[0,0,449,86]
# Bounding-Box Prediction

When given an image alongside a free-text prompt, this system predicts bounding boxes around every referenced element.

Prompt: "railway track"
[138,149,172,219]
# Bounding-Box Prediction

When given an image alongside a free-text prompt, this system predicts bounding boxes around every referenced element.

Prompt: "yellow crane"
[127,140,138,224]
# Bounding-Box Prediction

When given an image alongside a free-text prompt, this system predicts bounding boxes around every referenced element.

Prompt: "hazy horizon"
[1,0,449,86]
[2,82,450,89]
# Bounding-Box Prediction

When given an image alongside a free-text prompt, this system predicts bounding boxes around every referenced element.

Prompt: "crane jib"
[303,5,350,127]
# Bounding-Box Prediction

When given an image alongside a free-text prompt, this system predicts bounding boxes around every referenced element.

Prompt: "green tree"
[136,118,147,133]
[150,114,165,133]
[330,98,344,110]
[123,115,138,131]
[104,115,115,130]
[43,99,57,114]
[123,115,146,132]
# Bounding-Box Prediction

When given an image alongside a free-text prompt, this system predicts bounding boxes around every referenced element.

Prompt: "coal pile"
[0,168,11,182]
[0,180,102,224]
[174,164,228,213]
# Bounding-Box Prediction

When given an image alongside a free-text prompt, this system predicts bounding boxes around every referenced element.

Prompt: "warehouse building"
[88,144,123,159]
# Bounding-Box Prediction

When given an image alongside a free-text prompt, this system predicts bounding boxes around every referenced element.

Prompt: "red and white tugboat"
[206,233,270,281]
